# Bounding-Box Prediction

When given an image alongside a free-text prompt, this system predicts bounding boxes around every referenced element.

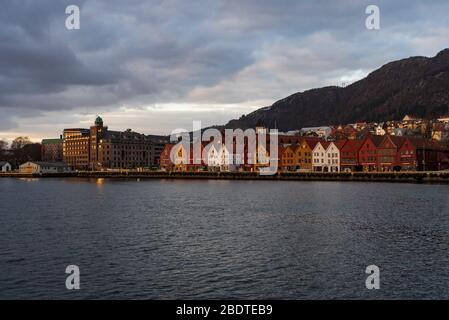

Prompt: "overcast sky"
[1,0,449,142]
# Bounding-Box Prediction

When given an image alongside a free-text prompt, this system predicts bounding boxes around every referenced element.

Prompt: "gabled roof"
[363,133,384,147]
[0,161,11,166]
[278,145,287,155]
[302,137,321,150]
[343,139,363,151]
[333,140,347,150]
[315,141,331,150]
[281,144,297,151]
[389,136,407,149]
[278,135,302,145]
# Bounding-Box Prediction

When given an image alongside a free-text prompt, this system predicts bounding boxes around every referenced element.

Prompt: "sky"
[1,0,449,142]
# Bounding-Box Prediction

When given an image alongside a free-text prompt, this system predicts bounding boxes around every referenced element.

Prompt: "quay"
[1,171,449,183]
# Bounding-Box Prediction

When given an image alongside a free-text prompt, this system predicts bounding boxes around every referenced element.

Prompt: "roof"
[42,138,63,144]
[64,128,90,132]
[0,161,11,166]
[342,139,363,151]
[333,140,347,150]
[281,144,297,152]
[302,137,321,150]
[278,135,301,144]
[21,161,68,167]
[316,141,331,150]
[364,133,384,147]
[389,136,407,149]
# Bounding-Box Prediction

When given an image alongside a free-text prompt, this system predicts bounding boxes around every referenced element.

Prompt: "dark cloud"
[1,0,449,139]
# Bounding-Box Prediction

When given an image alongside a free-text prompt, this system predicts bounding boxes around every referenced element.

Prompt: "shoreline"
[1,171,449,184]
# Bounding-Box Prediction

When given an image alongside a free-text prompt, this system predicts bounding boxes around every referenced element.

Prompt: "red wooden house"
[377,135,400,171]
[330,125,358,141]
[340,139,363,172]
[358,134,383,171]
[394,137,417,171]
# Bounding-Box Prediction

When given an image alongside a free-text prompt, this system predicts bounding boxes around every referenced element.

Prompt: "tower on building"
[95,115,104,127]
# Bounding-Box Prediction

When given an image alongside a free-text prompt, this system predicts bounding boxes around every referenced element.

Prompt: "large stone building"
[41,137,63,162]
[63,128,91,170]
[63,116,168,170]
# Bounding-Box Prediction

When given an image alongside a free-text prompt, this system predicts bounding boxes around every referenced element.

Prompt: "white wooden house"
[0,161,12,172]
[312,142,341,172]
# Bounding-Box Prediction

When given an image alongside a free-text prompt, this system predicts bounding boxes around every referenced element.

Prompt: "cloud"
[1,0,449,141]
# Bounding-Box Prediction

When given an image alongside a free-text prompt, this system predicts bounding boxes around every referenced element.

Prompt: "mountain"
[225,49,449,131]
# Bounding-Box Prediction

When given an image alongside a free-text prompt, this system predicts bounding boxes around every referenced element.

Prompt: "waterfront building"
[205,143,221,170]
[396,137,417,171]
[297,138,319,172]
[63,117,169,170]
[340,140,363,172]
[218,144,233,171]
[172,143,190,171]
[252,143,270,172]
[160,144,175,171]
[0,161,12,172]
[410,138,449,171]
[312,141,329,172]
[161,142,236,172]
[375,135,417,171]
[358,134,383,172]
[205,143,232,172]
[311,141,342,172]
[312,141,340,172]
[280,145,296,171]
[63,128,91,170]
[19,161,70,174]
[166,143,206,172]
[378,135,402,172]
[41,137,63,162]
[278,140,315,172]
[324,141,342,173]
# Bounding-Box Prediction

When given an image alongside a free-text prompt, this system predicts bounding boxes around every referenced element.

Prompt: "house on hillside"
[301,127,332,139]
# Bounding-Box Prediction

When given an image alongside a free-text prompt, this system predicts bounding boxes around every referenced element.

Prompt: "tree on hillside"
[20,143,42,162]
[0,140,8,153]
[11,136,32,150]
[0,140,8,160]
